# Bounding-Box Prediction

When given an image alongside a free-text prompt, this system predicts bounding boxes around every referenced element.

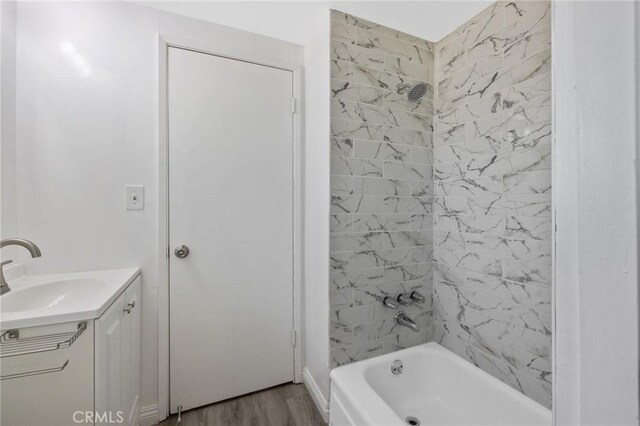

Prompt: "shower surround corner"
[329,0,552,408]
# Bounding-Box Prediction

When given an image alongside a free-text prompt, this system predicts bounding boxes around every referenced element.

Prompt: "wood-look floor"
[156,383,326,426]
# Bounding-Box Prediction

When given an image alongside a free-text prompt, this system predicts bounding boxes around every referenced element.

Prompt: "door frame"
[157,32,304,422]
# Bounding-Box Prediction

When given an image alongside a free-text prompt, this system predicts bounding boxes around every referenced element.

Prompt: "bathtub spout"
[395,311,419,332]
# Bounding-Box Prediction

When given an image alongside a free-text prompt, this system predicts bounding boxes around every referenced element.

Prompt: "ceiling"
[329,1,492,42]
[137,1,492,45]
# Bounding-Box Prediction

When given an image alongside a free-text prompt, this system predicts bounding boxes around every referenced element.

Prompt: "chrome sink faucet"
[0,238,42,295]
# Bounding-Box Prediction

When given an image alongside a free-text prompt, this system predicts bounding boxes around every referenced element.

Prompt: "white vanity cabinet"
[95,276,141,426]
[0,271,141,426]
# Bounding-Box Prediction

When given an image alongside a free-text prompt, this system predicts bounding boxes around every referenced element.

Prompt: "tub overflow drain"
[406,416,420,426]
[390,360,403,375]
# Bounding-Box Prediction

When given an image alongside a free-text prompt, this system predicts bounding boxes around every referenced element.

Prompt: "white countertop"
[0,267,141,330]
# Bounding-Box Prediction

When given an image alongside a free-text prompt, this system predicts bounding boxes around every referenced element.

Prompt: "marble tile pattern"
[329,10,436,369]
[432,1,552,408]
[328,2,551,409]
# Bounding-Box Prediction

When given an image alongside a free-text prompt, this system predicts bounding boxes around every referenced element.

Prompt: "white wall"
[15,1,159,408]
[1,0,18,255]
[11,1,307,413]
[553,1,639,424]
[298,8,333,404]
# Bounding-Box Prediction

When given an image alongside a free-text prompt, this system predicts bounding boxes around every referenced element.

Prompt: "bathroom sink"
[1,278,104,313]
[0,268,140,329]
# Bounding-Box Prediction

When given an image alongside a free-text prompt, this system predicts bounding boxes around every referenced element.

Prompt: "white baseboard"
[140,403,159,426]
[302,367,329,423]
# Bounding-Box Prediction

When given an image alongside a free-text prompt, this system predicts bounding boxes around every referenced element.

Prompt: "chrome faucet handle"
[409,291,425,303]
[382,296,398,309]
[397,293,413,306]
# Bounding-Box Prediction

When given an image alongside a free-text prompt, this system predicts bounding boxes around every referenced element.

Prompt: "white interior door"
[168,47,294,413]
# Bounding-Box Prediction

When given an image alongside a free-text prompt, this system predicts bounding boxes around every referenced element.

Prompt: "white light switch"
[126,185,144,210]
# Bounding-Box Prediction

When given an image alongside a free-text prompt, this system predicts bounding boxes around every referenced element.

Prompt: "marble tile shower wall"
[329,10,435,367]
[432,1,552,408]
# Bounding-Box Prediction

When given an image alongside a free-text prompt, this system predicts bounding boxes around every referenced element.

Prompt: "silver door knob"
[174,245,190,258]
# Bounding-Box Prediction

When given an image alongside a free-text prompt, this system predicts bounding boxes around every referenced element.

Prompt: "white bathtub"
[329,342,551,426]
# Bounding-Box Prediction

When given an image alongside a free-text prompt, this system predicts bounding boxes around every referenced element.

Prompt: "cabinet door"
[125,278,141,425]
[95,276,142,426]
[95,289,127,425]
[0,321,94,425]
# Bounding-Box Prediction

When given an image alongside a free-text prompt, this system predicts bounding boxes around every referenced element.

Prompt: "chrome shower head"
[407,83,427,102]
